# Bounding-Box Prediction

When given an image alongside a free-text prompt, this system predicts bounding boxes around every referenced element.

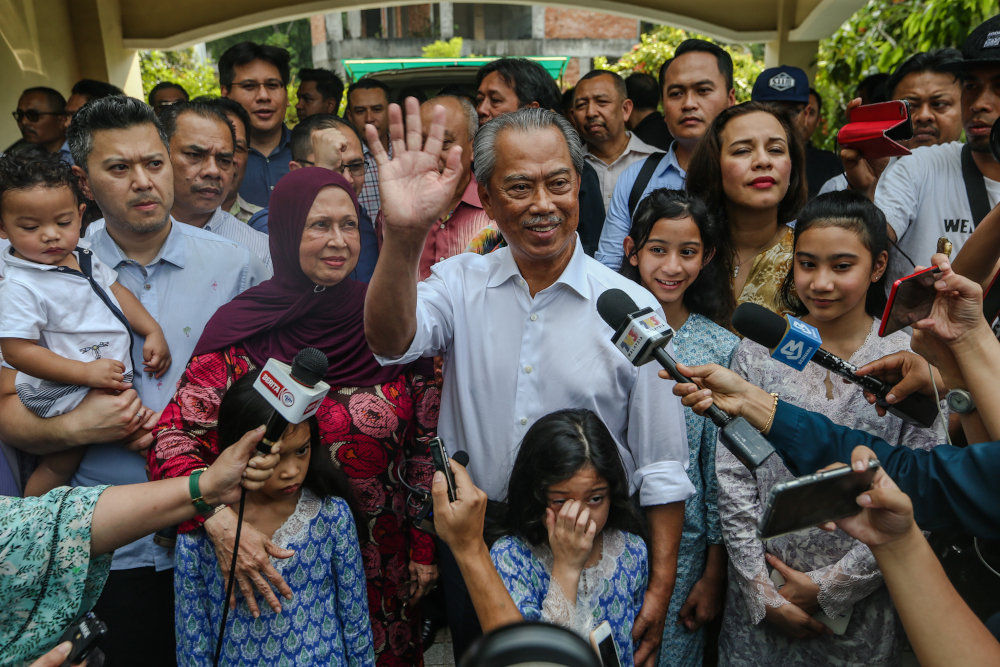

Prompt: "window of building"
[453,3,532,40]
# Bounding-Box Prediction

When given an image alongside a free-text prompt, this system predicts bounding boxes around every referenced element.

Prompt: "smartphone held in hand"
[589,620,623,667]
[879,266,942,337]
[837,100,913,159]
[758,460,880,540]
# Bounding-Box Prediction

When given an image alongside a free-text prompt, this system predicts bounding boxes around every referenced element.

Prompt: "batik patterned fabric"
[717,320,946,666]
[175,490,374,667]
[733,227,795,318]
[490,530,648,667]
[659,314,739,667]
[151,345,438,666]
[0,486,111,666]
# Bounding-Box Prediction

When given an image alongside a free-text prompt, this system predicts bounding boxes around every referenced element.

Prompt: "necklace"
[733,225,786,279]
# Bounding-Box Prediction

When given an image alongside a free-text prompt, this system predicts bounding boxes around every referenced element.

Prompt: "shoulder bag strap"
[961,143,991,227]
[628,152,667,220]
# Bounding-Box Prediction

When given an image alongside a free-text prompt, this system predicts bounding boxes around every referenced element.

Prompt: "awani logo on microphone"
[260,370,295,407]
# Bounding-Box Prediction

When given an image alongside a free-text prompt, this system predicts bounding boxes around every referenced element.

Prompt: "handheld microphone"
[252,348,331,454]
[731,303,938,428]
[596,289,775,471]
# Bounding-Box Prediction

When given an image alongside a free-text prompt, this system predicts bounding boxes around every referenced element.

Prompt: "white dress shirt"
[200,207,272,272]
[584,132,660,206]
[376,235,694,506]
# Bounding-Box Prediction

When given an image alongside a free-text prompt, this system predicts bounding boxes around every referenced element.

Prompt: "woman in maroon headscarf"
[150,168,439,667]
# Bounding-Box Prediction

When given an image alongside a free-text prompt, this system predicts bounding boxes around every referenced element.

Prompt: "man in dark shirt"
[751,66,841,198]
[625,72,673,152]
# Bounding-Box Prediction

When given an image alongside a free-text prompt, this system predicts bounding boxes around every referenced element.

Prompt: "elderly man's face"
[168,111,234,222]
[420,98,474,181]
[479,127,579,266]
[573,74,631,149]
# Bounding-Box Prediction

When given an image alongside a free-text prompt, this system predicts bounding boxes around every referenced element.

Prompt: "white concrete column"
[326,12,344,41]
[347,10,362,39]
[531,5,546,40]
[439,3,454,40]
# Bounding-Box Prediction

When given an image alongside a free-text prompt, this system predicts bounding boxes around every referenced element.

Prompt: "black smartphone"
[57,611,107,667]
[879,266,941,337]
[757,460,880,540]
[428,437,457,502]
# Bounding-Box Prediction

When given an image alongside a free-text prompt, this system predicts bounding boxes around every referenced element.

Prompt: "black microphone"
[731,303,939,428]
[596,289,775,471]
[255,348,331,455]
[452,450,470,467]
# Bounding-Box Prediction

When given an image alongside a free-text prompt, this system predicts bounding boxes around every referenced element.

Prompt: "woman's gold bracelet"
[761,393,780,433]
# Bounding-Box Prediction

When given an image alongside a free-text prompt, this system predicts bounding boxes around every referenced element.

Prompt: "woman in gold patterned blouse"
[687,102,808,322]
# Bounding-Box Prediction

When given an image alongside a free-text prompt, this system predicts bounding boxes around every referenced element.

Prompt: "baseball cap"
[751,66,810,104]
[941,14,1000,72]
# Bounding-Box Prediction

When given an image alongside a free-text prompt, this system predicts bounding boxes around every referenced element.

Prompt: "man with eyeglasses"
[11,87,69,161]
[219,41,294,208]
[247,113,379,282]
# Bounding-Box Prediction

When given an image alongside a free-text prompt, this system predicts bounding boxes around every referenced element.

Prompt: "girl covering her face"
[490,409,648,667]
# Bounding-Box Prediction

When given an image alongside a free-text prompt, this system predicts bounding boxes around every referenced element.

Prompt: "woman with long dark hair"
[490,409,648,667]
[618,189,739,666]
[686,101,808,319]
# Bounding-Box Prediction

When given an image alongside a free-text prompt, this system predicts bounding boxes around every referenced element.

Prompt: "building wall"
[544,8,638,40]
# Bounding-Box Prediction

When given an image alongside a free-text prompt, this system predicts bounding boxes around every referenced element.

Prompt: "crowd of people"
[6,12,1000,667]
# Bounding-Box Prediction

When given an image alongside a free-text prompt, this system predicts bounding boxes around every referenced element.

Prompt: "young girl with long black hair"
[620,189,739,667]
[490,409,648,667]
[173,371,374,667]
[717,190,946,666]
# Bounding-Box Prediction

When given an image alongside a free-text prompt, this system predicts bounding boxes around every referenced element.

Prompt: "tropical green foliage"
[206,20,313,71]
[140,49,221,101]
[422,37,464,58]
[594,26,764,102]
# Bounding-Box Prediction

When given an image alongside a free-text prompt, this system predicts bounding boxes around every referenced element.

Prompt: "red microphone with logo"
[253,348,330,454]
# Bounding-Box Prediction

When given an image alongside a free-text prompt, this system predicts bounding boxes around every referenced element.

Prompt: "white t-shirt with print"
[875,142,999,284]
[0,243,132,417]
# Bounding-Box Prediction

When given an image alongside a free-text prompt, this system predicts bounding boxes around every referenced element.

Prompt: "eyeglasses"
[337,161,366,177]
[12,109,64,123]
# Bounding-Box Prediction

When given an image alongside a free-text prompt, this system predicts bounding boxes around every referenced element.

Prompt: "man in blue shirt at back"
[220,41,294,208]
[596,39,735,270]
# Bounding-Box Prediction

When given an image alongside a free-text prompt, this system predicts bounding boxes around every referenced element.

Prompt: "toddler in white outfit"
[0,150,170,495]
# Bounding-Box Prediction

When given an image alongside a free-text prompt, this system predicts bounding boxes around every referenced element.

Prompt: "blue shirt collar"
[660,142,685,178]
[91,218,187,270]
[248,124,291,158]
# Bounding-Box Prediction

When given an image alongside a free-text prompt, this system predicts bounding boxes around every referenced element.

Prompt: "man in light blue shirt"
[595,39,736,270]
[0,96,269,666]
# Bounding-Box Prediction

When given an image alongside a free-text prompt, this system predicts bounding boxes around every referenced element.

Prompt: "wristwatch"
[945,388,976,415]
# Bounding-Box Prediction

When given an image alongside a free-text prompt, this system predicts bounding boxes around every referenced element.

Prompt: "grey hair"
[474,107,583,186]
[68,96,169,171]
[426,95,478,143]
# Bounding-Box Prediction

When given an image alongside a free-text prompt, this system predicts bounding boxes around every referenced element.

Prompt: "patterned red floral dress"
[149,345,440,667]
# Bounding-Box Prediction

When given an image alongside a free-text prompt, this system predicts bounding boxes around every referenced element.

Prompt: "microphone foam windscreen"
[731,303,787,349]
[452,450,469,467]
[291,348,329,387]
[597,288,640,330]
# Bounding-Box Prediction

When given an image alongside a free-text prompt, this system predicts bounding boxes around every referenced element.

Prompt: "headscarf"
[193,167,405,386]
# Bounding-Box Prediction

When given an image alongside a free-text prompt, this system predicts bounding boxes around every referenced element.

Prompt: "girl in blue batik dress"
[174,371,374,667]
[490,409,648,667]
[620,189,739,667]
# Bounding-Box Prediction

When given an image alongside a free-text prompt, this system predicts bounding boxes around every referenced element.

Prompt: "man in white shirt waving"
[365,100,693,666]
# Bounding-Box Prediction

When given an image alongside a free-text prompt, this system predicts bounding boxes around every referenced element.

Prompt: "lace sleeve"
[806,541,883,618]
[541,577,597,638]
[718,342,788,624]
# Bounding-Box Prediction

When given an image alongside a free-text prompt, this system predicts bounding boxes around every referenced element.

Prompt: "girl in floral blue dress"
[174,372,374,667]
[620,189,740,667]
[490,409,648,667]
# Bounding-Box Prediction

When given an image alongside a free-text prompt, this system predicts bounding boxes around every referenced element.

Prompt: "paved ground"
[423,627,457,667]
